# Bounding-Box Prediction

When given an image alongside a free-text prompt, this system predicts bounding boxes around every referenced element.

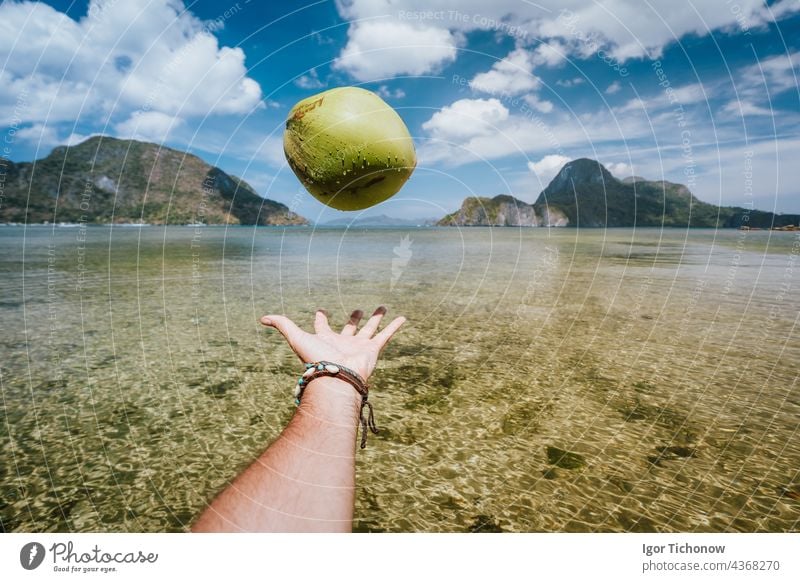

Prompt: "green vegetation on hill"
[0,136,308,225]
[534,158,798,228]
[439,158,799,228]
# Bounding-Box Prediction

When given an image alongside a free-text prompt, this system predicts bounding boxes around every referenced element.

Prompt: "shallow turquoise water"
[1,225,798,532]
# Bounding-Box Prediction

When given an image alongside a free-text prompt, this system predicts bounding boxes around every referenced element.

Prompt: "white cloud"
[605,81,622,95]
[671,84,709,105]
[114,111,183,142]
[13,123,95,151]
[606,161,634,178]
[467,45,559,116]
[523,94,554,114]
[734,50,800,105]
[555,77,584,88]
[616,83,709,113]
[123,36,263,117]
[532,41,567,67]
[295,68,325,89]
[14,123,62,149]
[527,154,570,182]
[421,98,509,142]
[709,137,800,212]
[335,0,800,65]
[722,100,773,117]
[65,132,93,146]
[332,20,457,81]
[469,48,540,96]
[419,97,663,167]
[0,0,263,138]
[376,85,406,99]
[755,51,800,94]
[632,137,800,213]
[312,31,336,46]
[536,0,799,60]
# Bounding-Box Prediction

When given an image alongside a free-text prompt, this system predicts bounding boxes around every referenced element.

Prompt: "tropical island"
[2,139,797,229]
[0,136,307,226]
[439,158,800,229]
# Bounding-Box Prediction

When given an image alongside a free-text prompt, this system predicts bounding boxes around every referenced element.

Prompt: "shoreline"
[2,222,799,230]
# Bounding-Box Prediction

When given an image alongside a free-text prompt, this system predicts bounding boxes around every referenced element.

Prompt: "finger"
[314,309,332,335]
[357,305,387,338]
[340,309,363,336]
[373,316,406,348]
[260,315,306,349]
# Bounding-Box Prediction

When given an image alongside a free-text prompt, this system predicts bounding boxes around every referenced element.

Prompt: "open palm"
[260,307,406,380]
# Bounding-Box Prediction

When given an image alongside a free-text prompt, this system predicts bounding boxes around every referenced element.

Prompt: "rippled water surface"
[1,225,798,532]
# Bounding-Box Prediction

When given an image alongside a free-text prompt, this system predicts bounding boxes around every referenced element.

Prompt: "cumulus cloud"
[523,94,554,114]
[467,45,560,114]
[536,0,799,60]
[421,98,509,142]
[0,0,263,141]
[376,85,406,99]
[606,161,634,178]
[334,0,800,68]
[527,154,570,182]
[114,111,183,142]
[532,41,568,67]
[555,77,584,88]
[65,132,94,146]
[605,81,622,95]
[15,122,93,151]
[13,123,63,149]
[419,99,661,167]
[295,68,325,89]
[469,48,540,96]
[332,20,457,81]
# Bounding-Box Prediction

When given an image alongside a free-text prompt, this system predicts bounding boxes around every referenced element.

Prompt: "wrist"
[333,363,371,382]
[299,376,361,424]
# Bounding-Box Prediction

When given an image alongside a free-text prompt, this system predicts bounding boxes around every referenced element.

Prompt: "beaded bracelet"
[294,361,379,449]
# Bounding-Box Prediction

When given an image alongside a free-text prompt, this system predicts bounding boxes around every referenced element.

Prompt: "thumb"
[260,314,305,349]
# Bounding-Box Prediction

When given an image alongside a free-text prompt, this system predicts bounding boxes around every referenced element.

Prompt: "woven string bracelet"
[294,361,379,449]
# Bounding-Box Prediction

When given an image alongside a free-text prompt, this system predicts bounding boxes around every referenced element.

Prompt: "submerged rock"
[467,514,504,533]
[204,379,238,398]
[541,468,559,480]
[546,446,586,470]
[648,445,697,466]
[656,445,696,458]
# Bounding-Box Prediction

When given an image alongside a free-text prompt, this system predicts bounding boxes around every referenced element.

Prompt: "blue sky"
[1,0,798,221]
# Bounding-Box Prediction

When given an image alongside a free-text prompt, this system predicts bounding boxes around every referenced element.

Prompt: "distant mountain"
[437,194,568,227]
[321,213,437,227]
[0,136,308,225]
[441,158,800,228]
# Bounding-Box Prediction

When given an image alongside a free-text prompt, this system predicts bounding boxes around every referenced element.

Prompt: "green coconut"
[283,87,416,211]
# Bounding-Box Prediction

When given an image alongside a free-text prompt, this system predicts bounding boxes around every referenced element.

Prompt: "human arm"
[191,307,405,532]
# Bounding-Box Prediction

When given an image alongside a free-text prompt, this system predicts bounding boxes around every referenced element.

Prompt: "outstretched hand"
[260,307,406,381]
[194,307,406,532]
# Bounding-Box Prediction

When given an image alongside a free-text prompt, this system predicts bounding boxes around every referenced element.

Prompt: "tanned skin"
[192,307,405,532]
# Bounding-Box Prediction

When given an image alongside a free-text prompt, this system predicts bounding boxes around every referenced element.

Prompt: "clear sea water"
[1,225,798,532]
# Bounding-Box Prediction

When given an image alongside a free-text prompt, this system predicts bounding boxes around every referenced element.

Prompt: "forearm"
[192,377,361,532]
